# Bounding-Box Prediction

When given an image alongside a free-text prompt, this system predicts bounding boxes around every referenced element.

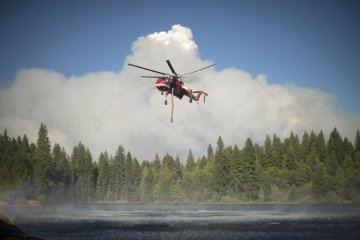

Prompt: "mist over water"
[3,204,360,240]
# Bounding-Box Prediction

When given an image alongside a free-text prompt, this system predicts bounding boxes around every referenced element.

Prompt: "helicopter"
[128,60,215,123]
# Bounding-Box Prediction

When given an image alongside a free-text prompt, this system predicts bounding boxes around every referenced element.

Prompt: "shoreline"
[0,211,43,240]
[1,199,356,207]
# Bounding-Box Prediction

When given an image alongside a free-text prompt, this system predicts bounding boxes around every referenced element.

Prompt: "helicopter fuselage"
[155,77,189,100]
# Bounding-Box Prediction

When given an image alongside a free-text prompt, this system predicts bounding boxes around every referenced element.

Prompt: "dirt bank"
[0,211,43,240]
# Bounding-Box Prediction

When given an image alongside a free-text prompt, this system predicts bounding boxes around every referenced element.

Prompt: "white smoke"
[0,24,359,160]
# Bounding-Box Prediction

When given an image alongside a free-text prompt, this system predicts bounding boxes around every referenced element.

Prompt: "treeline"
[1,123,360,204]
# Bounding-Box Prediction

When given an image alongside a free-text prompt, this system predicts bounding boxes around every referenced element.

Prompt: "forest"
[0,123,360,204]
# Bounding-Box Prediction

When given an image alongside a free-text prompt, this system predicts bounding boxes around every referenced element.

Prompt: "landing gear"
[189,98,192,103]
[165,100,168,105]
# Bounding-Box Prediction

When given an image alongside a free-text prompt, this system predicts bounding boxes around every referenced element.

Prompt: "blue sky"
[1,0,359,111]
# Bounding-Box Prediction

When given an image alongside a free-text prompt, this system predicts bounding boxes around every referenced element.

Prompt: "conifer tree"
[185,150,195,173]
[155,166,172,201]
[307,143,319,170]
[309,131,318,149]
[317,130,327,162]
[84,148,95,201]
[96,152,110,201]
[301,131,311,161]
[229,144,244,195]
[263,135,273,168]
[327,128,345,166]
[182,151,196,200]
[139,166,154,202]
[207,144,214,160]
[211,136,227,196]
[272,134,283,168]
[70,143,94,202]
[113,145,125,201]
[355,130,360,153]
[153,154,161,173]
[311,161,328,200]
[34,123,52,201]
[343,137,354,158]
[260,170,272,202]
[131,158,141,201]
[242,138,259,200]
[123,152,133,200]
[173,156,183,180]
[36,123,51,164]
[162,153,175,171]
[326,150,338,177]
[197,156,207,169]
[354,151,360,171]
[343,154,356,200]
[285,145,297,171]
[51,143,71,202]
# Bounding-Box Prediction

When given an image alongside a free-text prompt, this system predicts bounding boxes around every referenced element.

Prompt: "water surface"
[4,204,360,240]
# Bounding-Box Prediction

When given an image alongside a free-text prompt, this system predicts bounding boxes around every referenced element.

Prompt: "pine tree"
[307,143,319,170]
[317,130,327,162]
[185,150,195,173]
[355,130,360,153]
[326,150,338,177]
[285,145,297,171]
[197,156,207,169]
[131,158,141,201]
[173,156,183,180]
[311,161,328,200]
[50,143,71,203]
[153,154,161,173]
[224,146,233,184]
[70,143,94,202]
[343,154,356,200]
[291,133,302,164]
[182,151,196,200]
[242,138,259,201]
[229,144,244,195]
[301,131,311,161]
[309,131,318,149]
[263,135,272,168]
[211,136,227,196]
[36,124,51,164]
[34,123,52,201]
[354,151,360,171]
[155,166,172,201]
[96,152,110,201]
[162,153,175,172]
[343,137,354,158]
[260,170,272,202]
[327,128,345,166]
[272,134,283,168]
[18,135,33,198]
[139,166,154,202]
[113,145,125,201]
[84,148,95,201]
[123,152,133,200]
[207,144,214,160]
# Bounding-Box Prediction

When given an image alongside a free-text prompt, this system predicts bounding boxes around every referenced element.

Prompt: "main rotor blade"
[166,60,178,76]
[141,76,165,78]
[128,63,168,75]
[181,64,215,77]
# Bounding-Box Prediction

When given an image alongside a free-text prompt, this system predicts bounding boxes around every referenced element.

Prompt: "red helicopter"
[128,60,215,123]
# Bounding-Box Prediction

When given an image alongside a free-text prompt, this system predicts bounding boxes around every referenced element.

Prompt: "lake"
[3,204,360,240]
